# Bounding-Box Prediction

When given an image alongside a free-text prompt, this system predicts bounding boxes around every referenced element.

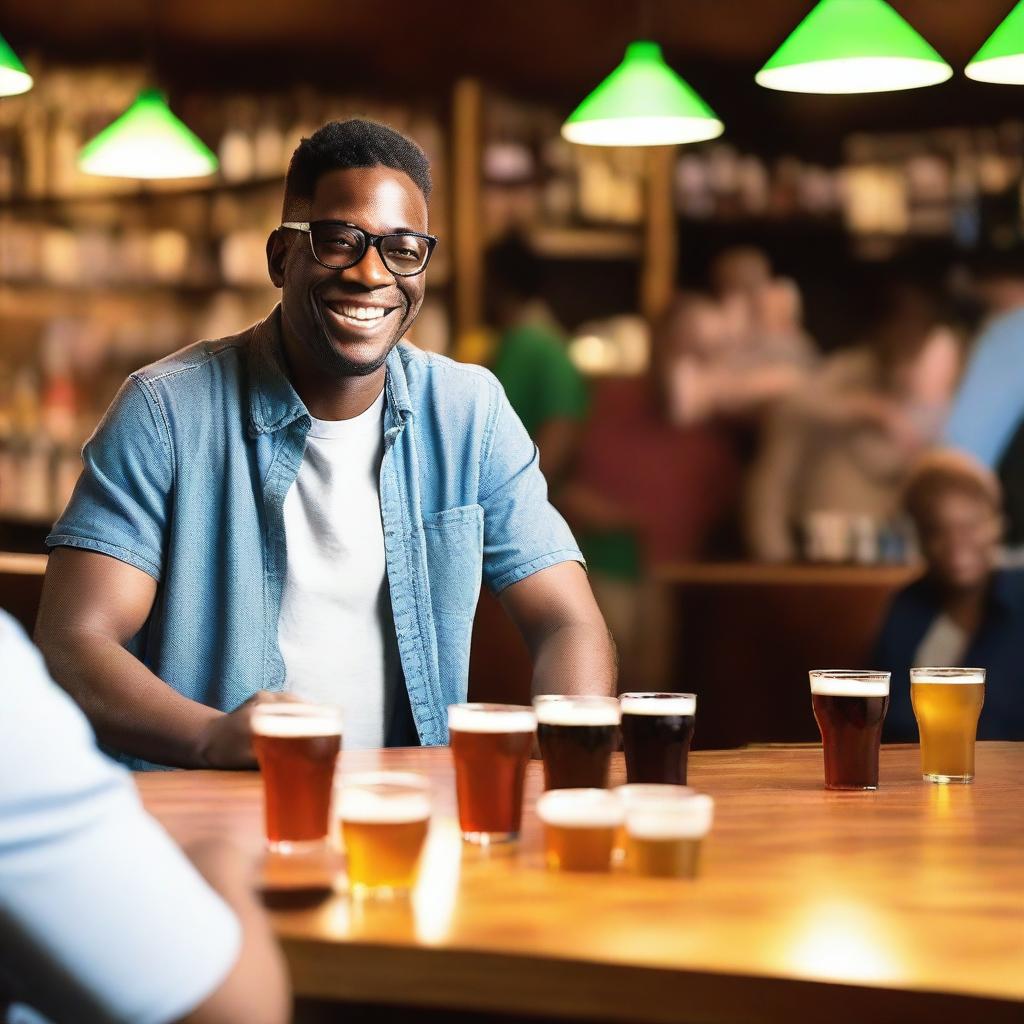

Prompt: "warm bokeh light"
[784,899,905,984]
[412,817,463,944]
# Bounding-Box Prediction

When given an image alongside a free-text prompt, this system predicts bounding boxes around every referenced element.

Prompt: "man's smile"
[318,295,402,336]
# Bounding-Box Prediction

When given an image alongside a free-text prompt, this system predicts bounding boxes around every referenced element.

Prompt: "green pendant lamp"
[562,40,723,147]
[966,1,1024,84]
[0,32,32,96]
[756,0,952,94]
[78,88,218,179]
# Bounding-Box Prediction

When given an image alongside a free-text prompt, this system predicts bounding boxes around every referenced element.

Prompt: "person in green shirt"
[485,235,588,488]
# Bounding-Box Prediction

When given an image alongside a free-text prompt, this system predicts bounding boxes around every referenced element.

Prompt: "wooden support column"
[640,144,677,326]
[451,77,484,342]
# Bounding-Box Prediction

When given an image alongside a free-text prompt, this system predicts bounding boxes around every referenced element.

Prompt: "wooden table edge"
[282,937,1023,1023]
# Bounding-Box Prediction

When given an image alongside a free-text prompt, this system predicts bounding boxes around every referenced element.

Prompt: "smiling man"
[35,120,615,769]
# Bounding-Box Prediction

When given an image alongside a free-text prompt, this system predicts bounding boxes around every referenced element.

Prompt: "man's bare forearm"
[529,620,617,698]
[38,629,221,767]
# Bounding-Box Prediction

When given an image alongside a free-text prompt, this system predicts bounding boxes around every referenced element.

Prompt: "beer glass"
[911,668,985,784]
[534,694,620,790]
[619,692,697,785]
[338,772,431,897]
[613,783,694,864]
[251,702,343,852]
[537,788,623,872]
[448,703,536,844]
[809,670,890,790]
[623,791,714,879]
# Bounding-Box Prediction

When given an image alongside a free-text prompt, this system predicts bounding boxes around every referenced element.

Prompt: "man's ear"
[267,229,287,288]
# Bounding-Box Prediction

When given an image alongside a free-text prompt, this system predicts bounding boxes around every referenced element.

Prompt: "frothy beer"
[809,671,889,790]
[911,668,985,784]
[448,703,536,844]
[624,792,714,879]
[620,693,697,785]
[338,773,431,895]
[535,695,620,790]
[537,788,623,872]
[251,703,343,852]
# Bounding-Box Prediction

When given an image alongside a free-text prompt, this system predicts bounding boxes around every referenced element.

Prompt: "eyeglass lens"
[310,223,431,275]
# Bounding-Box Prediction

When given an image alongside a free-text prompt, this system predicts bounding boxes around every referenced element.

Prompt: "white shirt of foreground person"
[0,611,241,1024]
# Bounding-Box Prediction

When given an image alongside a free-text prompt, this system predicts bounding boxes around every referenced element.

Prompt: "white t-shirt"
[0,611,240,1024]
[278,388,413,749]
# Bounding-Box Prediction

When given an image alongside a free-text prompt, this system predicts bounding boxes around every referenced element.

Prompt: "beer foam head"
[534,695,621,727]
[910,667,986,686]
[616,784,694,807]
[338,788,431,824]
[625,793,714,840]
[809,671,890,698]
[537,789,624,828]
[448,703,537,734]
[251,702,343,737]
[620,693,697,716]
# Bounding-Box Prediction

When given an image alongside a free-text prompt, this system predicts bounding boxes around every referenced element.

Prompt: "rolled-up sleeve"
[478,380,585,593]
[0,612,241,1024]
[46,375,172,580]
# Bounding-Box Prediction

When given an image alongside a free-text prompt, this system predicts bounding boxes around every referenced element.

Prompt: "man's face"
[269,166,429,377]
[919,491,1001,592]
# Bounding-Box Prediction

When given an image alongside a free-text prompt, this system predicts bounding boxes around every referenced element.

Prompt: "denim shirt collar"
[247,304,413,437]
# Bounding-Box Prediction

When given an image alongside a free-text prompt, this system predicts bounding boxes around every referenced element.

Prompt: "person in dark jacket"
[874,449,1024,741]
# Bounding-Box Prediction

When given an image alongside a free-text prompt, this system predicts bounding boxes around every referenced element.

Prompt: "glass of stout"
[809,670,890,790]
[619,692,697,785]
[534,694,621,790]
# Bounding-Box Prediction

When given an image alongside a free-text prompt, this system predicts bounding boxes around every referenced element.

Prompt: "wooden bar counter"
[137,744,1023,1023]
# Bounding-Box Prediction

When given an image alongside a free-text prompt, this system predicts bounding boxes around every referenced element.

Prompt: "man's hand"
[195,692,293,770]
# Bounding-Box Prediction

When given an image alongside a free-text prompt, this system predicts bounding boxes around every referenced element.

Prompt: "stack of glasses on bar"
[250,667,986,897]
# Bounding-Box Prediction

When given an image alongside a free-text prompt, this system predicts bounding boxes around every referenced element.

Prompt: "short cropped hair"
[283,119,432,213]
[903,449,1002,530]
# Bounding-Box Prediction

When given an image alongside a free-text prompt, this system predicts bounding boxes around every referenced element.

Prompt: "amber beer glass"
[338,773,431,896]
[534,694,620,790]
[613,783,694,863]
[448,703,536,844]
[537,789,623,872]
[809,671,889,790]
[911,668,985,783]
[620,692,697,785]
[251,703,343,852]
[623,791,715,879]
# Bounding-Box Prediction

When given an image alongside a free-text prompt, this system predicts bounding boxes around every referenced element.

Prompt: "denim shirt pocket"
[422,503,484,704]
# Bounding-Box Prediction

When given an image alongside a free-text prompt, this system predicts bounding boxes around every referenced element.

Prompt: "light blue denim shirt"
[47,306,584,767]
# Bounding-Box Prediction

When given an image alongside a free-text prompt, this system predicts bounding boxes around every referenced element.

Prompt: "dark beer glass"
[534,694,620,790]
[251,702,343,852]
[620,693,697,785]
[448,703,536,844]
[809,671,890,790]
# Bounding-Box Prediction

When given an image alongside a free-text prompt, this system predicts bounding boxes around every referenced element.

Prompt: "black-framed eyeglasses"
[280,221,437,277]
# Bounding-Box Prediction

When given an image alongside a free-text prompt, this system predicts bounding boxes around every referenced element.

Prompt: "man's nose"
[342,243,394,287]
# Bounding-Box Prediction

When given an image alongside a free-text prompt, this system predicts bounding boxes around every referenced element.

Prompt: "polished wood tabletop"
[136,744,1024,1023]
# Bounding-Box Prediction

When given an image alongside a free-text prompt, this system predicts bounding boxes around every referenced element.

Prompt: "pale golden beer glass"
[338,772,431,897]
[536,789,623,873]
[613,784,694,863]
[623,791,714,879]
[251,702,343,853]
[910,668,985,784]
